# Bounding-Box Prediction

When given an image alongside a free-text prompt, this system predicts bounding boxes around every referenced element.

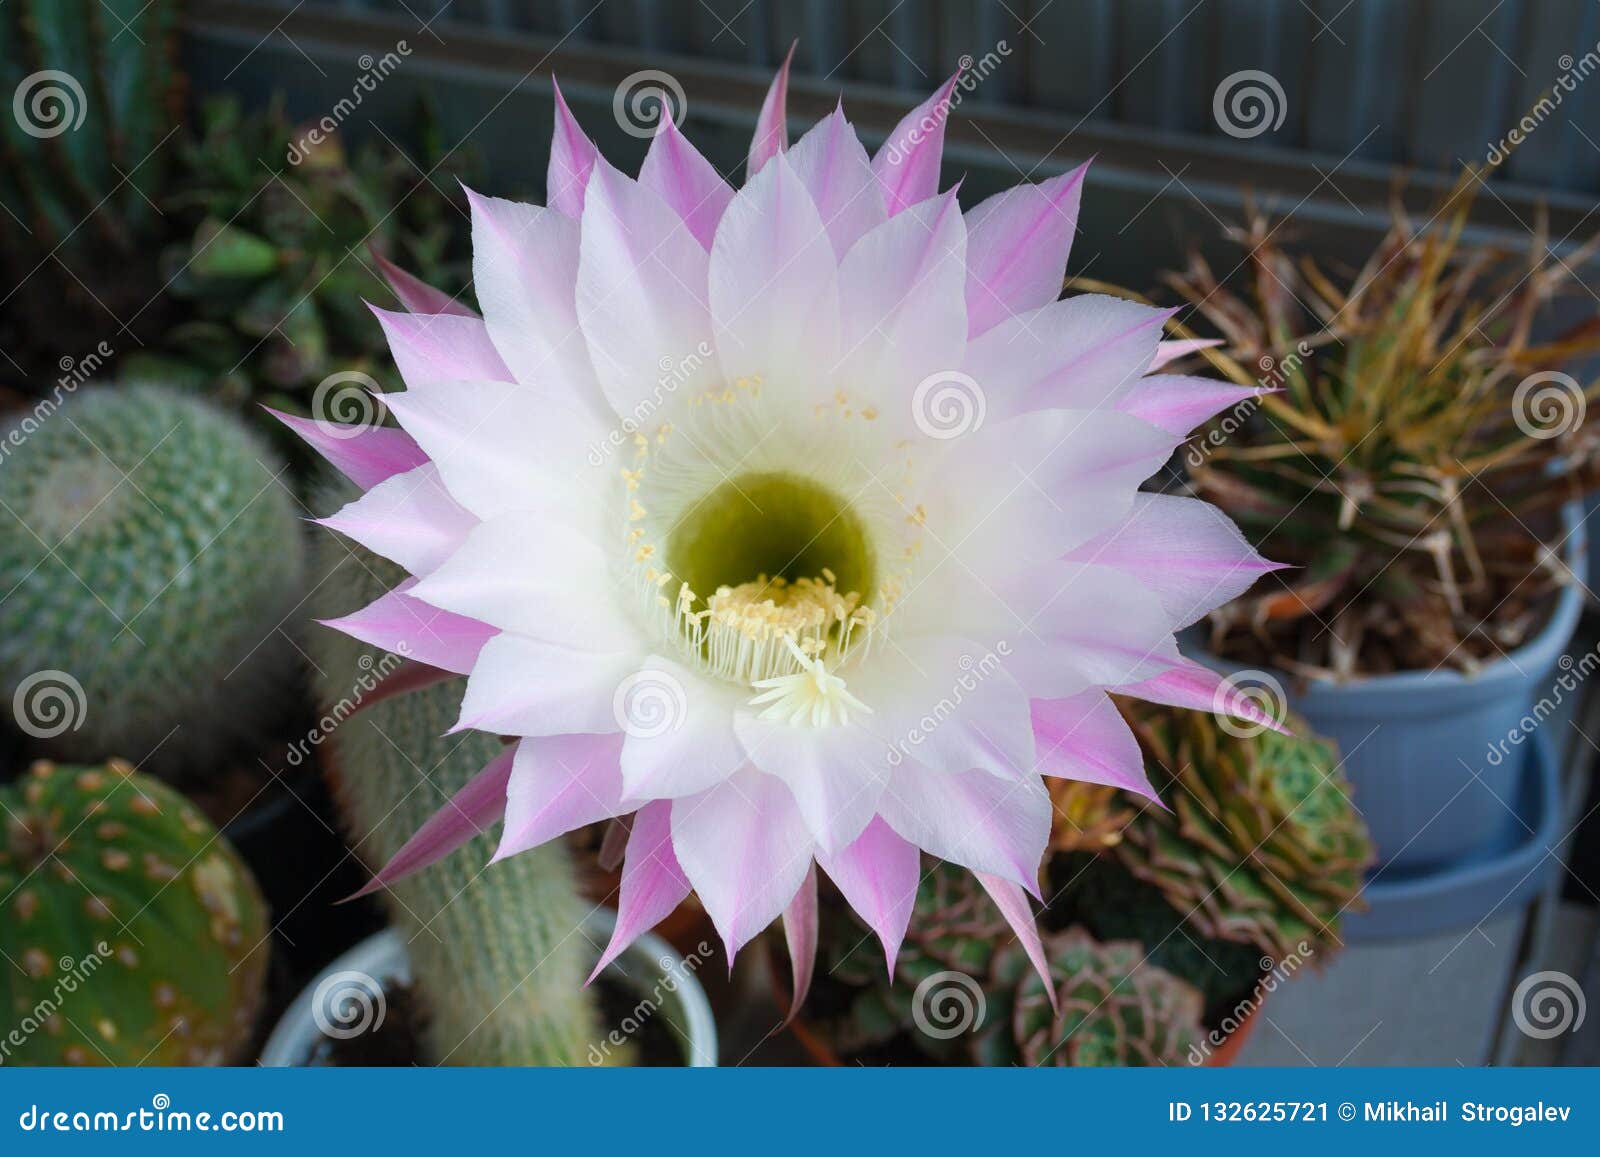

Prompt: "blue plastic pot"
[1341,731,1560,941]
[1190,507,1586,873]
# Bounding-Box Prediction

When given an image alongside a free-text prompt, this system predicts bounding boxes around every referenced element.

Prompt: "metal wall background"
[297,0,1600,197]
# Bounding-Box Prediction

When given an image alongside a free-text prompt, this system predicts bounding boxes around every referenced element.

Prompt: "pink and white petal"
[373,250,476,317]
[870,74,959,215]
[410,512,633,651]
[1117,376,1269,436]
[316,463,474,576]
[547,78,600,218]
[321,577,494,675]
[671,769,816,959]
[455,634,643,737]
[494,731,628,861]
[381,378,608,522]
[975,873,1054,1004]
[735,713,886,855]
[747,44,794,178]
[787,106,887,258]
[1120,656,1292,735]
[876,763,1050,894]
[710,151,840,394]
[836,191,968,401]
[640,104,734,249]
[577,165,719,421]
[468,189,607,411]
[1066,492,1280,627]
[589,800,693,979]
[781,864,818,1020]
[1004,561,1180,697]
[1150,337,1221,371]
[1030,690,1153,799]
[936,409,1177,567]
[618,656,747,800]
[266,409,427,491]
[816,817,919,975]
[370,307,511,389]
[349,745,513,899]
[963,162,1088,337]
[963,296,1175,421]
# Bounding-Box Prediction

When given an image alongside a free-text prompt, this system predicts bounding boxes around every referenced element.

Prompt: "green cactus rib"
[0,384,306,771]
[0,759,269,1066]
[309,480,600,1066]
[1113,702,1376,963]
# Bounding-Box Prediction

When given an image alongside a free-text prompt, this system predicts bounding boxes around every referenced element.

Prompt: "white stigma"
[748,635,873,729]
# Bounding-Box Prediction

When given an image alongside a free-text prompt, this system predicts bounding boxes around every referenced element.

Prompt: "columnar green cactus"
[0,0,182,387]
[0,759,269,1066]
[309,480,600,1065]
[0,385,306,771]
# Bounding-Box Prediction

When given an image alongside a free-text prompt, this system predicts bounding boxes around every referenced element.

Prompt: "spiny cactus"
[0,759,268,1066]
[1112,701,1375,962]
[975,929,1204,1067]
[0,0,183,389]
[309,478,599,1066]
[0,384,306,772]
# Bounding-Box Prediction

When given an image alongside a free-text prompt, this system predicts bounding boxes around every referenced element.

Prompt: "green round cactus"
[976,928,1204,1067]
[0,759,269,1065]
[0,384,306,769]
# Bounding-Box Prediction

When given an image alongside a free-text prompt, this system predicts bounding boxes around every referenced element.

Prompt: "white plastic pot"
[260,908,717,1067]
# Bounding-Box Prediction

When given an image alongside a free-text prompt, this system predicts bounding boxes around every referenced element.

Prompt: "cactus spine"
[309,480,599,1065]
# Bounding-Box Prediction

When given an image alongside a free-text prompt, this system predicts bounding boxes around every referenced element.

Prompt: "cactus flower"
[288,62,1280,1005]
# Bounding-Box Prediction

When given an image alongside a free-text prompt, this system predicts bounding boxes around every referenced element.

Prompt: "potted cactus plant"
[1164,180,1597,871]
[781,703,1372,1066]
[0,759,269,1065]
[279,476,716,1066]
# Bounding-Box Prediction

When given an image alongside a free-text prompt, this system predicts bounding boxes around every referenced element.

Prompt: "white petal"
[495,733,627,860]
[709,152,839,399]
[787,108,887,258]
[735,713,887,855]
[876,764,1050,893]
[316,463,474,577]
[456,633,642,736]
[577,165,718,424]
[618,656,747,800]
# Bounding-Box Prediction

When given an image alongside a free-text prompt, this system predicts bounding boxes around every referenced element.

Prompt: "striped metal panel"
[238,0,1600,197]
